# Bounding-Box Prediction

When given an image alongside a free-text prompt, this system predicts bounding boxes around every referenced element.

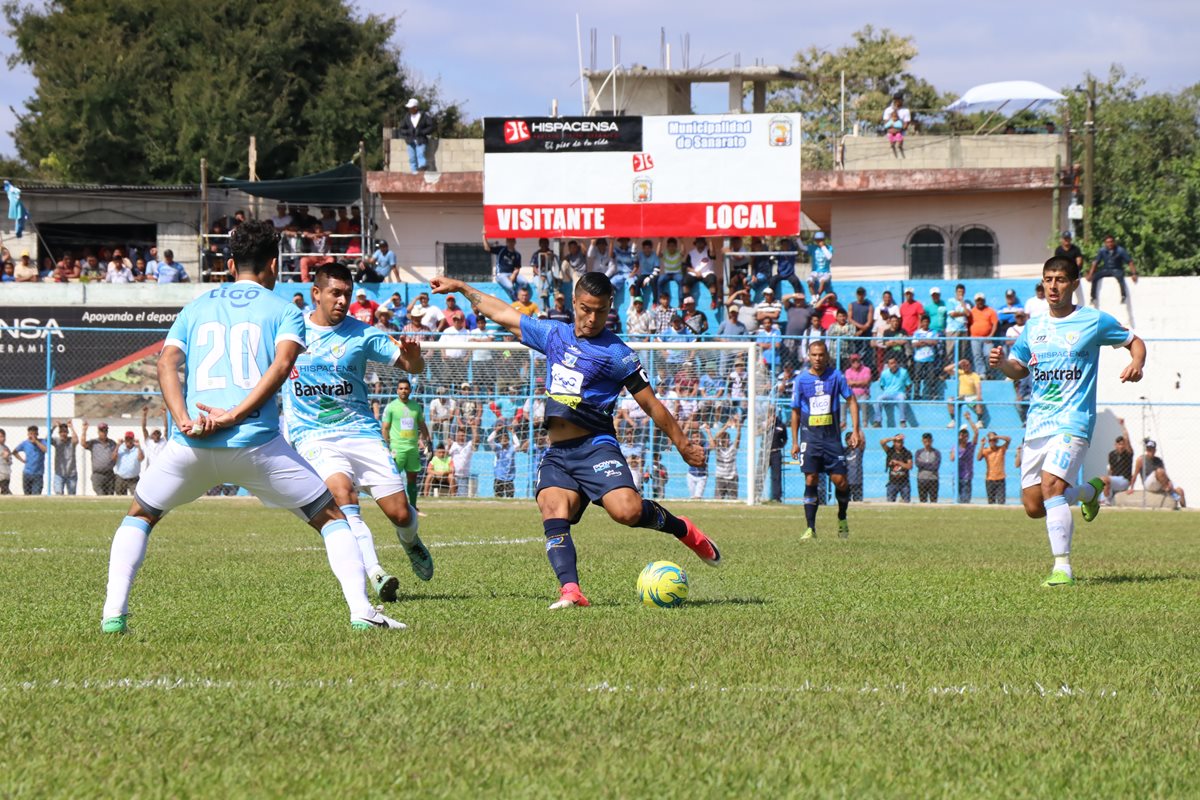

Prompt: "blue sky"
[1,0,1197,157]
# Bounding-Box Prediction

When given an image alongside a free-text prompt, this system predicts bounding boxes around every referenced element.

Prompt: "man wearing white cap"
[397,97,436,172]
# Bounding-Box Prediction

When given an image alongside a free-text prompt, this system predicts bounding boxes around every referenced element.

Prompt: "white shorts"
[296,436,406,500]
[1109,475,1130,493]
[135,436,331,520]
[1020,434,1089,490]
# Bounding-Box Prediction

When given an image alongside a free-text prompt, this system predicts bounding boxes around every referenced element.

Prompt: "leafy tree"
[765,26,954,169]
[1065,67,1200,275]
[3,0,466,183]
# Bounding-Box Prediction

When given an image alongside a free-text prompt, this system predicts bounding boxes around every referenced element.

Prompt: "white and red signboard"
[483,114,802,238]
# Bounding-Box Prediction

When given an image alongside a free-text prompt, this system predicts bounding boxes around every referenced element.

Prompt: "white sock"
[340,504,381,579]
[321,520,373,619]
[395,504,419,546]
[1045,495,1073,572]
[102,516,151,619]
[1063,481,1097,505]
[1054,555,1072,576]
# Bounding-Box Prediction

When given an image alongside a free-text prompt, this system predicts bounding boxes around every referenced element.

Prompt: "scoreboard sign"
[483,113,802,238]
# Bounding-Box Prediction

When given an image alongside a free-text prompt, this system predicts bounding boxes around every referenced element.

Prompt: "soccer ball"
[637,561,689,608]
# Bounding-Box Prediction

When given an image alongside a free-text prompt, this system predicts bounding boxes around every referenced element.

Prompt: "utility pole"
[199,157,208,283]
[1083,77,1096,244]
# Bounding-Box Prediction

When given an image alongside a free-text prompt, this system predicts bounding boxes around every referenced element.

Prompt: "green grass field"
[1,498,1197,798]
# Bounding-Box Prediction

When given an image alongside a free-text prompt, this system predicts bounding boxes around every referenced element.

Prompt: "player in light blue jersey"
[991,256,1145,587]
[283,263,431,603]
[100,221,404,632]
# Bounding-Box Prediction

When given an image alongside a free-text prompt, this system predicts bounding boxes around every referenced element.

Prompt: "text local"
[705,203,777,230]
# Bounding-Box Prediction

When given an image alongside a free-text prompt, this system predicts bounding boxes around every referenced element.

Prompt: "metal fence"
[0,326,1193,512]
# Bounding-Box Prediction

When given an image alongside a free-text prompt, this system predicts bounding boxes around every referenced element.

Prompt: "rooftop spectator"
[1088,234,1137,308]
[399,97,436,173]
[882,94,912,157]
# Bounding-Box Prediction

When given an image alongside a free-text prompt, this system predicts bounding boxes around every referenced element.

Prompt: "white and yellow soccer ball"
[637,561,689,608]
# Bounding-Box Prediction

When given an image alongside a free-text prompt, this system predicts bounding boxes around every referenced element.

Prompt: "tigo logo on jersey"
[504,120,531,144]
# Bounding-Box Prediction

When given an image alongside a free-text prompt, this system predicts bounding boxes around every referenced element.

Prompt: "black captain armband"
[623,366,651,395]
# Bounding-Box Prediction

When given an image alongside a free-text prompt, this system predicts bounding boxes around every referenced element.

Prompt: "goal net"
[365,337,765,504]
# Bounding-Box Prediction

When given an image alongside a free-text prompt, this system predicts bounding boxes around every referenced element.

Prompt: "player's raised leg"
[319,470,400,602]
[601,487,721,566]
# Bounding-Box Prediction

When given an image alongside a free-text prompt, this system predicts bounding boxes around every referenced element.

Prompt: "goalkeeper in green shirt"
[381,378,431,508]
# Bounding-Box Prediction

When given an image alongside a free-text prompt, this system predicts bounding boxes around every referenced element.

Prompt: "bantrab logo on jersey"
[292,380,353,398]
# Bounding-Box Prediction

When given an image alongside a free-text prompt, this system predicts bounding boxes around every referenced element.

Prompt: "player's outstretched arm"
[430,277,523,338]
[194,341,304,435]
[633,385,704,468]
[1120,335,1146,383]
[396,334,425,375]
[989,345,1029,381]
[790,408,802,459]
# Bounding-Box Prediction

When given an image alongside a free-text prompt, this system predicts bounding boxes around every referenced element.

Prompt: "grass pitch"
[1,498,1197,798]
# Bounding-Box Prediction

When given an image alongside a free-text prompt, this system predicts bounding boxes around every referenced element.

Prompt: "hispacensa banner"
[482,113,802,238]
[0,307,178,400]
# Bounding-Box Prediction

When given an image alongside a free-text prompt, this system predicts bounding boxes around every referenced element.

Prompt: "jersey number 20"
[195,321,264,390]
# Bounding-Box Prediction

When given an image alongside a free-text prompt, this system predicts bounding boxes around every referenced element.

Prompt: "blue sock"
[543,519,578,587]
[804,484,819,530]
[320,519,352,538]
[636,499,687,538]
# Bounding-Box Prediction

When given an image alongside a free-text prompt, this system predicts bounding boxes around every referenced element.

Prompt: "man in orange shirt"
[967,292,998,376]
[978,432,1011,504]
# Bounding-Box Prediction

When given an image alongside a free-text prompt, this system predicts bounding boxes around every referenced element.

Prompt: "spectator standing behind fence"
[1101,419,1133,504]
[708,419,741,500]
[448,423,478,497]
[898,288,923,336]
[881,434,912,502]
[12,425,46,495]
[51,421,79,495]
[141,408,166,468]
[113,432,143,496]
[979,432,1011,504]
[844,353,873,428]
[685,430,709,499]
[967,293,998,375]
[944,357,986,428]
[878,355,916,428]
[1130,440,1187,508]
[824,309,856,367]
[1088,235,1137,308]
[910,315,940,400]
[399,97,435,172]
[915,432,941,503]
[882,94,911,157]
[81,421,118,495]
[950,415,980,504]
[0,428,11,494]
[943,284,970,362]
[488,423,522,498]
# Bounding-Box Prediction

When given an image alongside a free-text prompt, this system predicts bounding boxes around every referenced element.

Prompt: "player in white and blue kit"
[100,221,404,632]
[283,262,431,603]
[790,340,862,540]
[430,271,722,610]
[991,255,1145,586]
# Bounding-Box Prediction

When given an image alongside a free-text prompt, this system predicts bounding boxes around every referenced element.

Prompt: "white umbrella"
[944,80,1065,134]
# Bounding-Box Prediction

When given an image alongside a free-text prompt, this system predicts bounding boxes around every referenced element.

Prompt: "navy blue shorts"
[799,435,847,476]
[536,434,639,523]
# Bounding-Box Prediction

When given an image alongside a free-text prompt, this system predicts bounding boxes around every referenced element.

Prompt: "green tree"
[766,25,953,169]
[3,0,466,183]
[1065,67,1200,275]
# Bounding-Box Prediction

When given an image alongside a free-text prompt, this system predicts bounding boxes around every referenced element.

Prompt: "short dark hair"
[807,339,828,353]
[163,249,174,260]
[396,377,411,388]
[229,220,280,272]
[1043,255,1080,282]
[314,262,354,287]
[576,271,614,300]
[27,425,37,432]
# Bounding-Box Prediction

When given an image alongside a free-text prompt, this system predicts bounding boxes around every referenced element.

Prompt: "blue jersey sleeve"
[834,370,852,400]
[164,305,190,351]
[1097,311,1133,348]
[519,314,553,354]
[363,327,401,365]
[791,374,804,409]
[1009,326,1031,366]
[277,305,306,347]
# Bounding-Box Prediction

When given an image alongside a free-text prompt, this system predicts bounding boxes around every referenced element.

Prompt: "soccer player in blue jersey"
[283,262,432,604]
[990,256,1146,586]
[430,271,722,610]
[100,221,404,632]
[790,340,862,540]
